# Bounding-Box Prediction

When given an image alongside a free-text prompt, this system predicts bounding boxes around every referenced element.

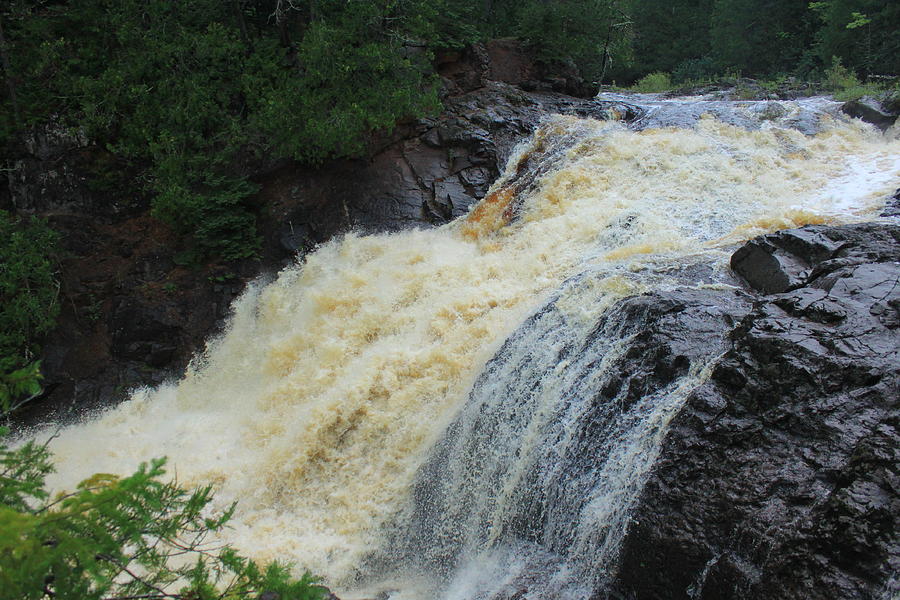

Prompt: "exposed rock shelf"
[612,223,900,599]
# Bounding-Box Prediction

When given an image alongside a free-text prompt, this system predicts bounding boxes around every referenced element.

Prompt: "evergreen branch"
[97,554,175,599]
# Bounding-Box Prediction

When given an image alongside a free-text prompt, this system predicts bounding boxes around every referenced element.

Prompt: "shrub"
[823,56,892,102]
[824,56,861,91]
[630,71,673,93]
[0,362,43,414]
[0,426,326,600]
[0,211,58,411]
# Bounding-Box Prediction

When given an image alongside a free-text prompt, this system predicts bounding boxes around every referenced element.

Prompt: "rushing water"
[33,96,900,599]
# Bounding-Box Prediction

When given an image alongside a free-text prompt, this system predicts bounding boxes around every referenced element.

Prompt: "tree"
[0,426,326,600]
[710,0,814,76]
[629,0,714,78]
[0,13,21,128]
[811,0,900,76]
[514,0,634,82]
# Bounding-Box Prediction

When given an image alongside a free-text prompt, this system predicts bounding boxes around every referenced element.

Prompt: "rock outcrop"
[8,42,611,424]
[261,79,612,252]
[841,94,900,132]
[612,223,900,599]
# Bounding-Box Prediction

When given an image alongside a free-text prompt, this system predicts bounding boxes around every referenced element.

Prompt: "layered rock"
[612,223,900,599]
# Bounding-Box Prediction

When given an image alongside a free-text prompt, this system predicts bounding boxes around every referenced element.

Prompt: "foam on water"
[33,103,900,595]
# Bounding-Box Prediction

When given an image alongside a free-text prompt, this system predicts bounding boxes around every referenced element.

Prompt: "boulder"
[612,223,900,599]
[841,95,899,131]
[730,224,900,293]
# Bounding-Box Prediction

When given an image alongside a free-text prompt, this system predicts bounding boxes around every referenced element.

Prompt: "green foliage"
[0,212,58,368]
[629,0,714,78]
[242,6,441,165]
[0,362,42,414]
[810,0,900,76]
[0,211,58,410]
[515,0,630,80]
[671,57,720,84]
[630,71,673,92]
[0,427,326,600]
[820,55,893,100]
[1,0,453,260]
[710,0,817,77]
[824,55,862,90]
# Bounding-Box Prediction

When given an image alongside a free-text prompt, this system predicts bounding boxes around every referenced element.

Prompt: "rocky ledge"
[7,41,611,424]
[612,222,900,599]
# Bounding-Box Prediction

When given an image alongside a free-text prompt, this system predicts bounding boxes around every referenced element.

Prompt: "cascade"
[30,96,900,599]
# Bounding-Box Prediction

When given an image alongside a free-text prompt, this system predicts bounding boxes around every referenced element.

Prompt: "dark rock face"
[5,122,91,214]
[11,43,614,425]
[880,188,900,218]
[729,224,900,294]
[613,223,900,599]
[841,95,899,131]
[259,80,613,248]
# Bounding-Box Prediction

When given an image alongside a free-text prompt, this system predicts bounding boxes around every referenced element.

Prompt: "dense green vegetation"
[0,424,326,599]
[1,0,895,259]
[0,1,896,593]
[0,0,896,408]
[0,211,58,413]
[629,0,898,83]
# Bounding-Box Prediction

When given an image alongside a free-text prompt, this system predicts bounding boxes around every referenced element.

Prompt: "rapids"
[31,95,900,598]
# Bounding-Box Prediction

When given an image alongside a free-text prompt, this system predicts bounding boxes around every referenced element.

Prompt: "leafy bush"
[0,211,58,410]
[630,71,673,93]
[0,427,325,600]
[0,362,43,414]
[824,56,861,91]
[823,56,887,101]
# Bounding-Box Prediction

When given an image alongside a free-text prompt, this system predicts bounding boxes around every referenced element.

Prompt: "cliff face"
[4,42,604,423]
[612,223,900,599]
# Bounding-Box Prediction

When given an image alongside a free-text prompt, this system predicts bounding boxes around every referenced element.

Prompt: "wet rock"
[730,224,900,294]
[881,188,900,217]
[109,298,181,363]
[278,221,316,255]
[841,95,899,131]
[435,44,490,95]
[436,40,595,100]
[4,121,140,216]
[485,39,536,90]
[612,222,900,599]
[258,80,612,246]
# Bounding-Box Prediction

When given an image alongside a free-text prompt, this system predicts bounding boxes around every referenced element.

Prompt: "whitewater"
[31,96,900,598]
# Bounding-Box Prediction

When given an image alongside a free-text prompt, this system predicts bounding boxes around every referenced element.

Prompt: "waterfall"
[365,271,745,600]
[31,97,900,598]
